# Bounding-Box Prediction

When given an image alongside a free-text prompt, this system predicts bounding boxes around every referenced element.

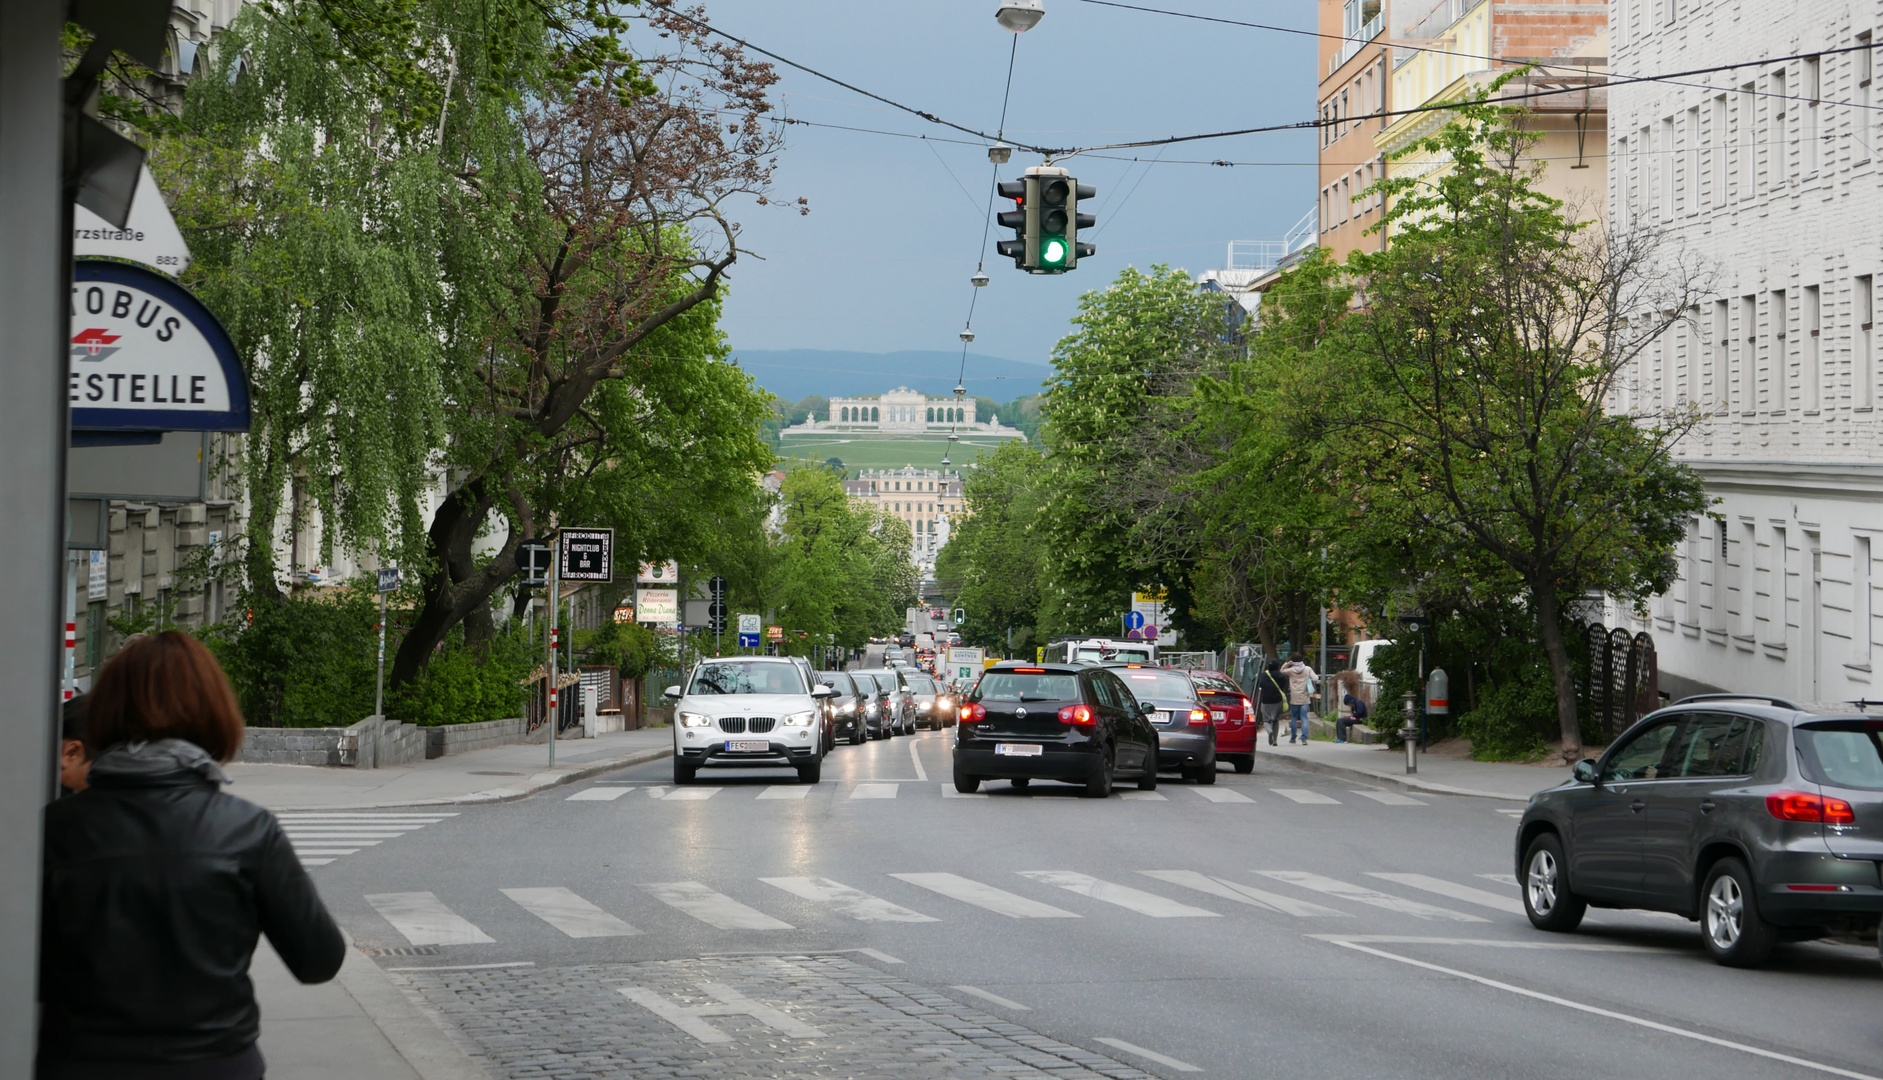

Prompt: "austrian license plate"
[994,743,1043,757]
[1211,710,1228,722]
[1156,711,1174,724]
[725,739,769,752]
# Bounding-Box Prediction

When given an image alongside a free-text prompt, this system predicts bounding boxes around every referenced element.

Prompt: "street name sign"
[72,165,192,275]
[559,528,613,582]
[376,567,400,593]
[70,260,249,433]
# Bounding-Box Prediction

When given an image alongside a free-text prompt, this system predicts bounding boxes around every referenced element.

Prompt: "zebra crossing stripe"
[1368,873,1524,915]
[366,891,495,945]
[663,788,720,801]
[1016,871,1220,918]
[1191,787,1255,804]
[566,787,632,801]
[1257,872,1487,922]
[1350,790,1425,806]
[890,873,1081,919]
[756,786,812,800]
[502,887,642,937]
[760,877,938,923]
[640,881,793,930]
[1121,790,1168,801]
[850,783,898,799]
[1270,788,1341,804]
[1138,870,1349,917]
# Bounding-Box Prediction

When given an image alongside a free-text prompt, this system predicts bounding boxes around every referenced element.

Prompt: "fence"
[522,669,584,734]
[1579,624,1657,743]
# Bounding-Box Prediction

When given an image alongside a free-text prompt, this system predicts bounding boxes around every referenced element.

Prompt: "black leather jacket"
[38,740,345,1074]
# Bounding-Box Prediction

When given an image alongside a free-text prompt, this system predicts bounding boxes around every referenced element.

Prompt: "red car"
[1186,670,1257,774]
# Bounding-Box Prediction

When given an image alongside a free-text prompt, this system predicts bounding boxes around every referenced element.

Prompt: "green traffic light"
[1042,237,1068,266]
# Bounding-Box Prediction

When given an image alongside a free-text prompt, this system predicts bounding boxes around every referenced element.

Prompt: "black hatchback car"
[817,671,868,745]
[954,662,1159,797]
[1516,695,1883,966]
[1104,664,1218,784]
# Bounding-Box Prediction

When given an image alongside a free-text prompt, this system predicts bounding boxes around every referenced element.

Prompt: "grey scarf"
[88,737,230,786]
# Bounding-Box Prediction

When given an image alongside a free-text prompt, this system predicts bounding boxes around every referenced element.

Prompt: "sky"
[666,1,1319,383]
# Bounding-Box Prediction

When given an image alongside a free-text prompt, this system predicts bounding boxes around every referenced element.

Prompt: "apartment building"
[1606,0,1883,704]
[843,467,965,579]
[1319,0,1394,262]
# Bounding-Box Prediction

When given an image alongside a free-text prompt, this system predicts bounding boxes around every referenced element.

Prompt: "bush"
[576,618,674,681]
[1456,668,1556,761]
[202,587,380,728]
[387,623,534,726]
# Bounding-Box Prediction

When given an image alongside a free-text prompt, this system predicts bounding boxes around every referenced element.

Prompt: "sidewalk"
[226,727,672,811]
[1261,734,1571,801]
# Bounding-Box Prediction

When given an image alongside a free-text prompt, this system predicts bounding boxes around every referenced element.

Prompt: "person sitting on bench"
[1337,693,1369,743]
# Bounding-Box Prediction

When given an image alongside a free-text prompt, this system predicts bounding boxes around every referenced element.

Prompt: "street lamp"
[987,143,1013,165]
[995,0,1044,32]
[960,327,975,343]
[971,270,990,287]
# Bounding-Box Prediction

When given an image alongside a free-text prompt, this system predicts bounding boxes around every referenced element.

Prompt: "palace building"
[785,387,1025,438]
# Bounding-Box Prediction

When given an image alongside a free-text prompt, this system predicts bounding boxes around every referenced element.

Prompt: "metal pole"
[63,550,77,699]
[548,548,559,767]
[374,588,387,718]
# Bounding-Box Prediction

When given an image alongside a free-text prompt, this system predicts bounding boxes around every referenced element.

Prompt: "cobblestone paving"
[392,952,1157,1080]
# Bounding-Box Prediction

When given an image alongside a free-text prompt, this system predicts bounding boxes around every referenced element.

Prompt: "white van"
[1041,638,1158,666]
[1351,639,1394,700]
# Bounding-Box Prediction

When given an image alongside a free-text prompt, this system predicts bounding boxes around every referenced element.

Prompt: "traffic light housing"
[994,169,1096,274]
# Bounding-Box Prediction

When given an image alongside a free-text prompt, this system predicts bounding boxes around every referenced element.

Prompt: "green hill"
[776,431,1021,474]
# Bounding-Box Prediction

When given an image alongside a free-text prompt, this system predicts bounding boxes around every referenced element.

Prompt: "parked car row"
[664,655,960,786]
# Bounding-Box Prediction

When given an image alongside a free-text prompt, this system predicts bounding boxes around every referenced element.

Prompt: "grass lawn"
[776,432,1023,474]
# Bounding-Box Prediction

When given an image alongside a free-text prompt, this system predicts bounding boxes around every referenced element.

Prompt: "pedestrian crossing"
[565,782,1430,806]
[358,867,1548,948]
[281,812,458,866]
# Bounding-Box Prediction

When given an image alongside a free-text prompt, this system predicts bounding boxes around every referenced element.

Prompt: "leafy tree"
[934,440,1049,650]
[1319,88,1710,763]
[769,467,916,653]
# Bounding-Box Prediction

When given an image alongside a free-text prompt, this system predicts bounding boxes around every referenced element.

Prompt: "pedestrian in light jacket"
[1280,652,1318,744]
[38,631,345,1080]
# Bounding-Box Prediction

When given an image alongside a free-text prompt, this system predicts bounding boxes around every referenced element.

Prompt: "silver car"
[852,667,916,735]
[903,672,953,730]
[667,657,832,784]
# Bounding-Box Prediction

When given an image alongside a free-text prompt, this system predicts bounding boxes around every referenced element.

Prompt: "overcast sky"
[679,1,1318,372]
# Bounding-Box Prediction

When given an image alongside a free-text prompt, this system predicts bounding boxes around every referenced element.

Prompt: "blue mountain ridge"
[729,348,1049,404]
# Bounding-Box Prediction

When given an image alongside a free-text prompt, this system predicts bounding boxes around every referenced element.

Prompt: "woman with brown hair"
[37,631,344,1080]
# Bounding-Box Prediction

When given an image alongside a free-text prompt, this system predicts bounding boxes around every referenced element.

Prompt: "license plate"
[995,743,1043,757]
[1156,711,1174,724]
[725,739,769,752]
[1211,710,1228,722]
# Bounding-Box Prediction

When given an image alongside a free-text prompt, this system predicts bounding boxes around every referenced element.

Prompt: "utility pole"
[547,544,559,768]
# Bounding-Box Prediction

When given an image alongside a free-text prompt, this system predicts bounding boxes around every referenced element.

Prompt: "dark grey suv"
[1516,695,1882,966]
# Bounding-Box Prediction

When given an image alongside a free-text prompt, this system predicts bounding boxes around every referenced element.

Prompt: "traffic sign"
[518,542,552,586]
[737,613,760,648]
[709,575,726,600]
[1123,610,1145,631]
[558,527,613,582]
[376,567,400,594]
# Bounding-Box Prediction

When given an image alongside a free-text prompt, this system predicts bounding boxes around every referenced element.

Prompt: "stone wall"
[425,717,527,758]
[236,725,356,766]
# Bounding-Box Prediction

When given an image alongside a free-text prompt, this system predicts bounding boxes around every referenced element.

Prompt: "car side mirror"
[664,685,682,700]
[1572,759,1597,784]
[811,684,833,697]
[1139,700,1157,713]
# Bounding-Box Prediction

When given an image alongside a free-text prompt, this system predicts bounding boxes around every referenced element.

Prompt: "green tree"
[934,440,1049,651]
[1322,88,1710,763]
[769,467,916,654]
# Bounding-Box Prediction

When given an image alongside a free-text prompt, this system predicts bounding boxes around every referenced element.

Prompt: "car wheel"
[1188,760,1218,785]
[1136,762,1158,791]
[1083,753,1115,798]
[953,766,981,794]
[797,757,822,784]
[852,727,866,746]
[1011,777,1030,790]
[1702,858,1777,967]
[1233,755,1255,774]
[673,760,697,785]
[1520,834,1586,932]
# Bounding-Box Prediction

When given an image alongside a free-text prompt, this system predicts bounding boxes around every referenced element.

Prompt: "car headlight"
[782,710,817,727]
[679,712,713,729]
[917,701,931,710]
[841,702,856,713]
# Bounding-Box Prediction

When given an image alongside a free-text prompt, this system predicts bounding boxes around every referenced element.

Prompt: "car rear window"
[1797,722,1883,791]
[1119,670,1196,700]
[906,675,937,693]
[818,673,852,694]
[974,673,1079,703]
[1190,674,1240,695]
[689,662,807,695]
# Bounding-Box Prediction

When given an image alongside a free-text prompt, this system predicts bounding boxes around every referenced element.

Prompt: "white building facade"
[788,387,1026,437]
[843,467,965,580]
[1609,0,1882,703]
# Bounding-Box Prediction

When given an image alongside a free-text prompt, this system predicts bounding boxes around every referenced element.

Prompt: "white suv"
[667,656,832,784]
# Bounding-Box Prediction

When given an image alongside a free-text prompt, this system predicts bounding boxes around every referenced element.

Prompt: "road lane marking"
[365,892,495,946]
[949,984,1030,1010]
[1477,873,1520,888]
[1270,788,1341,804]
[1350,790,1425,806]
[1094,1038,1203,1073]
[639,881,794,930]
[663,787,720,801]
[1308,935,1673,952]
[643,787,668,799]
[286,837,386,844]
[501,887,642,938]
[1256,872,1488,922]
[1138,871,1349,917]
[1190,788,1255,803]
[300,859,335,866]
[385,961,535,971]
[756,785,812,800]
[619,983,826,1043]
[941,785,989,799]
[1121,790,1168,800]
[891,873,1082,919]
[851,783,899,799]
[565,787,631,801]
[1367,873,1525,915]
[1017,871,1220,918]
[1322,940,1883,1080]
[853,948,904,964]
[760,876,939,922]
[278,813,458,821]
[291,848,364,856]
[909,737,929,782]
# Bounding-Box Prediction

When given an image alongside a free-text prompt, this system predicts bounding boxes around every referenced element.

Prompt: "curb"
[1263,751,1536,802]
[263,745,674,811]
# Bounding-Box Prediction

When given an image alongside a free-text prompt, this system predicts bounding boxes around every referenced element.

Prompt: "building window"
[1859,33,1874,161]
[1771,70,1787,188]
[1711,299,1728,412]
[1739,294,1757,413]
[1710,94,1727,207]
[1804,284,1820,412]
[1804,56,1821,176]
[1769,288,1785,414]
[1738,84,1757,201]
[1859,275,1876,410]
[872,407,880,421]
[1856,535,1875,670]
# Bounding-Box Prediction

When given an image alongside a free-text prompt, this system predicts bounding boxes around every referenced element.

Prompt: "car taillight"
[1188,708,1210,726]
[1240,696,1253,715]
[1058,704,1096,726]
[1766,791,1857,824]
[961,703,987,724]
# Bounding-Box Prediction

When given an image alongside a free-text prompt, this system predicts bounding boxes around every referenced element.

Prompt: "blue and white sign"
[377,567,401,594]
[1123,610,1146,632]
[70,260,250,433]
[737,612,761,648]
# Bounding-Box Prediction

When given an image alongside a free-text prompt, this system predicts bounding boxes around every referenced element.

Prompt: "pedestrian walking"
[1256,659,1286,746]
[38,631,345,1080]
[1337,691,1370,743]
[1280,652,1318,744]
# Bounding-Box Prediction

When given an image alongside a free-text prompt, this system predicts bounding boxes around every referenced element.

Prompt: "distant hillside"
[730,349,1050,403]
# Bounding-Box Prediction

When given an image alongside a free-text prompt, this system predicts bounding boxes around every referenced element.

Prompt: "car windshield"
[852,674,879,693]
[906,675,937,694]
[1119,670,1196,701]
[1797,722,1883,790]
[1073,644,1154,664]
[688,662,807,696]
[974,672,1079,703]
[817,673,851,694]
[1190,674,1240,695]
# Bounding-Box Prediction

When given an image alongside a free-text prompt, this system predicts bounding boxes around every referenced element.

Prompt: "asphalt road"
[303,730,1883,1080]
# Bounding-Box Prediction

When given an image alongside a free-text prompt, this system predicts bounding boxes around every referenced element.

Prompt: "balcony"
[1330,11,1384,75]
